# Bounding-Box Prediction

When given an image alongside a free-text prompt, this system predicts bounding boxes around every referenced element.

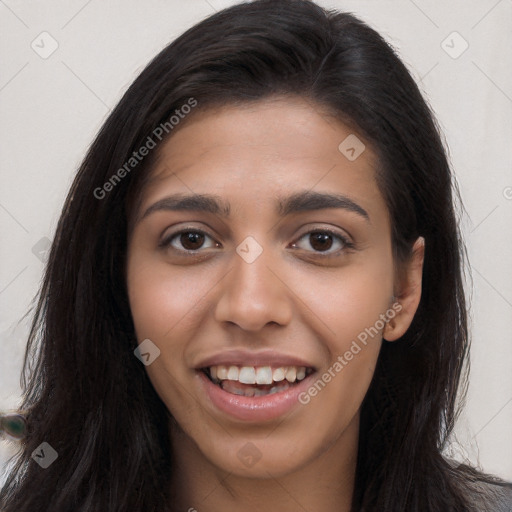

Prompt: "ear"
[383,237,425,342]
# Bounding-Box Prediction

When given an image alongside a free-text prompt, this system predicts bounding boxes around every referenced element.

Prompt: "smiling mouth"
[200,365,315,397]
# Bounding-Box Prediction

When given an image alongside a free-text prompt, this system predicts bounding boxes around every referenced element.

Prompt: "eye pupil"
[310,232,333,252]
[181,232,205,250]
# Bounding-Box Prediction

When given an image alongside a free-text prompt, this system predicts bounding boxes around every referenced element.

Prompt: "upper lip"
[194,349,316,370]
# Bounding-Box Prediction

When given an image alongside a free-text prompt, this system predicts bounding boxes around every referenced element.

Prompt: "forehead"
[135,97,387,223]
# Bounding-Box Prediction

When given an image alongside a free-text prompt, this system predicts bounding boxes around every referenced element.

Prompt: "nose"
[214,240,293,332]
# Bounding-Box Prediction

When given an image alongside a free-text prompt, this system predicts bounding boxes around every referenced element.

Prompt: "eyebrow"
[139,190,370,223]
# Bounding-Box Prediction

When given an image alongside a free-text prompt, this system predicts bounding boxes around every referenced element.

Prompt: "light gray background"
[1,0,511,483]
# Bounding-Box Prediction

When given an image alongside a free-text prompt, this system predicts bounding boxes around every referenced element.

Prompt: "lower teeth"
[219,379,292,397]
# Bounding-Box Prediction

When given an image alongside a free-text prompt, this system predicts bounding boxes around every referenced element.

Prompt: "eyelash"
[159,227,355,257]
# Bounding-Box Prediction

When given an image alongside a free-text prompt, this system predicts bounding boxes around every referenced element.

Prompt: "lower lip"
[197,370,315,422]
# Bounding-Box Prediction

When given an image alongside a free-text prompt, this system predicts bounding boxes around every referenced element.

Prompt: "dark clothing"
[470,480,512,511]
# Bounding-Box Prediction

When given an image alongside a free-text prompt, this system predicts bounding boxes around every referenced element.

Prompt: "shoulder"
[466,478,512,512]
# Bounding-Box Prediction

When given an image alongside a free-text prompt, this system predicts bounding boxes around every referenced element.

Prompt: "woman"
[1,0,511,510]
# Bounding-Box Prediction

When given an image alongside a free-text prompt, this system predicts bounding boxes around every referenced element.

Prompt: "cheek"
[292,257,394,347]
[125,253,209,417]
[289,254,392,410]
[126,253,212,340]
[126,252,219,408]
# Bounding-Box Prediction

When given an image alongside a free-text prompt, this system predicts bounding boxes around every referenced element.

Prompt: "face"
[126,97,419,480]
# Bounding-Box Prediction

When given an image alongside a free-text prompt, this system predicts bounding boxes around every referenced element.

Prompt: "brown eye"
[160,229,219,253]
[309,232,334,252]
[180,232,206,251]
[291,229,354,256]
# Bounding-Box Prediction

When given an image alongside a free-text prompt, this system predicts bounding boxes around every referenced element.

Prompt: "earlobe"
[383,236,425,342]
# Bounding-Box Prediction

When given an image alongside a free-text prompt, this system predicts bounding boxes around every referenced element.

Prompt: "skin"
[126,96,425,512]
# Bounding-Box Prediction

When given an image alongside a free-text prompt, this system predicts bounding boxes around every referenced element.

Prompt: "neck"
[168,415,359,512]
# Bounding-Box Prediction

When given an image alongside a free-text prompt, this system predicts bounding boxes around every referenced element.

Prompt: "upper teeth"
[208,365,311,385]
